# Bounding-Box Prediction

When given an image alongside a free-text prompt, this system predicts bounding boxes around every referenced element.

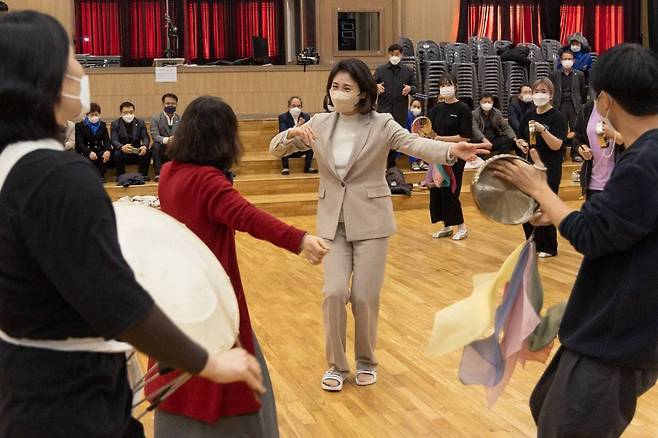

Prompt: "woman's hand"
[300,234,330,265]
[102,150,111,163]
[89,151,98,161]
[449,142,491,162]
[199,348,266,395]
[531,120,545,133]
[490,148,548,197]
[515,138,529,155]
[578,145,593,160]
[138,146,147,156]
[288,124,318,146]
[528,208,553,227]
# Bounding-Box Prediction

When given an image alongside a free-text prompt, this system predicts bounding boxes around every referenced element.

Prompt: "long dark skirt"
[429,186,464,226]
[523,177,560,255]
[154,334,279,438]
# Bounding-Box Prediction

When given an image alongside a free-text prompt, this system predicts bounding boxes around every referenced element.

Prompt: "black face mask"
[164,106,176,115]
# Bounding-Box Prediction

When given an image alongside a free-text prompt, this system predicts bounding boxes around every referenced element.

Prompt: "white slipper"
[321,370,345,392]
[355,369,377,386]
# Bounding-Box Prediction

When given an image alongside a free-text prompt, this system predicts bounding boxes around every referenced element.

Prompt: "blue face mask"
[164,106,176,115]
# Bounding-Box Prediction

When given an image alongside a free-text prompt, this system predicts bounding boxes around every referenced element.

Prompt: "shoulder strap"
[0,140,64,193]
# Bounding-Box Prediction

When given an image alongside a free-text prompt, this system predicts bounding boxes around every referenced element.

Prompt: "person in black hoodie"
[493,44,658,438]
[508,83,535,137]
[574,100,625,200]
[75,102,111,178]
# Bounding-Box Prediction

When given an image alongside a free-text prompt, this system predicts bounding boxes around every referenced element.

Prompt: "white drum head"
[113,202,239,354]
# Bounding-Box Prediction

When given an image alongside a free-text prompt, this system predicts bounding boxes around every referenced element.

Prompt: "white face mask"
[480,102,493,112]
[389,55,401,66]
[327,104,335,113]
[562,60,574,69]
[410,107,422,117]
[571,44,581,53]
[533,93,550,108]
[289,107,302,119]
[88,116,100,124]
[122,114,135,123]
[62,74,91,122]
[521,94,533,103]
[440,86,455,98]
[595,95,617,134]
[329,89,360,114]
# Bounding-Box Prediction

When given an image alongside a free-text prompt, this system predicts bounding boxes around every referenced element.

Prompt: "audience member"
[574,100,625,200]
[471,93,517,155]
[567,33,593,75]
[150,93,180,182]
[277,96,316,175]
[374,43,418,169]
[75,102,111,178]
[404,98,428,171]
[551,49,587,161]
[111,101,151,179]
[509,84,535,137]
[515,78,568,257]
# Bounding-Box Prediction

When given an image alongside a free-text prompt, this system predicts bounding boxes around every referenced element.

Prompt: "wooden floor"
[140,202,658,437]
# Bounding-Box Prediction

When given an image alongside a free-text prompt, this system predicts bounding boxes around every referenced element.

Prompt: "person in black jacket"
[277,96,316,175]
[75,102,111,179]
[508,84,534,137]
[111,101,151,179]
[493,44,658,437]
[574,101,625,200]
[550,49,588,162]
[374,43,418,168]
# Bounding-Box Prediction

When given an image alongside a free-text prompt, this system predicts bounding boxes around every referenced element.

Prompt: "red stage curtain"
[185,0,227,62]
[122,0,166,66]
[464,0,541,44]
[559,3,584,45]
[593,3,624,52]
[75,0,121,55]
[558,0,625,52]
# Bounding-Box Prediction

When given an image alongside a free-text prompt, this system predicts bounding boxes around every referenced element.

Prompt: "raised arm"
[269,116,314,158]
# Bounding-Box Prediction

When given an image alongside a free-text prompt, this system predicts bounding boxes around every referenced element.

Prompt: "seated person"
[404,98,428,171]
[471,93,517,155]
[150,93,180,182]
[278,96,316,175]
[75,102,111,178]
[508,84,535,137]
[111,101,151,180]
[62,120,75,151]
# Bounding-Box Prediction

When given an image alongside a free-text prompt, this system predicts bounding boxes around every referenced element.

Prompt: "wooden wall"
[87,66,333,120]
[4,0,74,36]
[400,0,460,45]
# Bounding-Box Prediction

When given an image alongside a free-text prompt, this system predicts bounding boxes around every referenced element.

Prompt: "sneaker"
[571,171,581,183]
[281,168,290,175]
[142,175,151,182]
[573,156,584,163]
[537,252,555,258]
[432,228,453,239]
[411,162,421,171]
[452,229,468,240]
[304,167,318,174]
[154,175,160,182]
[420,162,429,171]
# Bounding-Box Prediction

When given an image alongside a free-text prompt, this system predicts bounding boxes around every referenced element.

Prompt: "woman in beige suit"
[269,59,489,391]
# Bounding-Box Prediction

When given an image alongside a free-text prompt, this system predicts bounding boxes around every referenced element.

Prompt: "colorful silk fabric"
[427,239,565,407]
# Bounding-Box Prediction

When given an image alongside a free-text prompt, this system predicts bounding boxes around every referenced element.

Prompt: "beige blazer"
[269,111,456,241]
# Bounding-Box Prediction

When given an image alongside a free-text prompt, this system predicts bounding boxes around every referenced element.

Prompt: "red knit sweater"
[145,161,306,423]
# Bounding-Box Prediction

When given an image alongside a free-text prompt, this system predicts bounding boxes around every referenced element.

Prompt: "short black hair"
[167,96,242,169]
[288,96,303,107]
[120,101,135,112]
[518,83,532,94]
[438,72,458,89]
[410,98,422,106]
[480,93,494,101]
[162,93,178,103]
[560,48,575,58]
[326,58,377,115]
[388,43,403,53]
[591,44,658,116]
[88,103,101,114]
[0,11,69,151]
[0,2,8,12]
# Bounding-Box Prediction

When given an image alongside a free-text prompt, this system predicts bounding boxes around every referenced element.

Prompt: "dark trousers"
[387,149,399,169]
[85,149,110,177]
[586,189,602,201]
[530,347,658,438]
[281,150,314,171]
[113,149,152,176]
[453,159,466,197]
[560,101,579,160]
[151,142,170,175]
[523,178,560,255]
[429,186,464,226]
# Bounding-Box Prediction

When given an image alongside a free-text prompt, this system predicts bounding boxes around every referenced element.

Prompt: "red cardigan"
[145,161,306,423]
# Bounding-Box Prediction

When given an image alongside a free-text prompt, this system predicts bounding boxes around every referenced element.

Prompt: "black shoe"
[143,175,151,182]
[154,175,160,182]
[305,167,318,174]
[281,168,290,175]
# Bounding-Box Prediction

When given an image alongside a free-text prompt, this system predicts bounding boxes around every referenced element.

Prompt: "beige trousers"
[322,223,389,373]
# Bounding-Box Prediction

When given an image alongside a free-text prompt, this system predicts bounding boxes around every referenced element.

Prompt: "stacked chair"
[399,37,415,57]
[445,43,472,64]
[541,39,563,70]
[417,40,448,102]
[478,55,503,103]
[493,39,514,55]
[452,62,478,109]
[502,61,528,116]
[469,36,495,59]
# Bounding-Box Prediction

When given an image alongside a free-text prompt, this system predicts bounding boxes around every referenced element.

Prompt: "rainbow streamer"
[427,239,565,407]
